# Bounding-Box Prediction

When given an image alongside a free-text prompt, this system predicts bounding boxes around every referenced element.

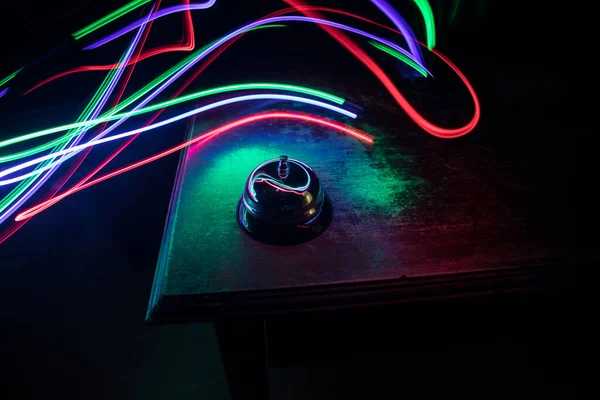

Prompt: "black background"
[0,1,572,399]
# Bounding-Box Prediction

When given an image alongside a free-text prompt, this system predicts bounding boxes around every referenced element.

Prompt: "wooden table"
[145,50,574,399]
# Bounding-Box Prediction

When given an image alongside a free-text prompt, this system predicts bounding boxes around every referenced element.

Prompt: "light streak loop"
[0,1,483,238]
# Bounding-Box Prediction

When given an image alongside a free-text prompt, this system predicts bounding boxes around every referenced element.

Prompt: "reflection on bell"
[237,155,333,245]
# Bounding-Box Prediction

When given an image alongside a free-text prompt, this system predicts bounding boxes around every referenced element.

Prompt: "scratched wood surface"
[147,84,571,310]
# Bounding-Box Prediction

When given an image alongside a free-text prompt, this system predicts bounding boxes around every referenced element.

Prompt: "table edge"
[146,256,576,324]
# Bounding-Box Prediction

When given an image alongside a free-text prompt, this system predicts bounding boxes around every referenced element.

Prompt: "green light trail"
[0,37,136,214]
[0,81,343,161]
[72,0,153,40]
[369,41,428,77]
[0,67,24,87]
[413,0,436,50]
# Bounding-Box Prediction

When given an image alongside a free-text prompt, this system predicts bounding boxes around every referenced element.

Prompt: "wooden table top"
[146,66,573,323]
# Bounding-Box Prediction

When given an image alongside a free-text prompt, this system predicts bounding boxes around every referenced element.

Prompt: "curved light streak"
[14,12,433,176]
[413,0,436,50]
[77,14,431,153]
[72,0,153,39]
[0,94,357,185]
[23,7,290,96]
[3,17,250,239]
[13,24,287,165]
[370,0,424,66]
[50,3,433,93]
[2,6,478,209]
[253,171,311,197]
[84,0,217,49]
[369,41,428,77]
[0,1,482,240]
[2,15,202,242]
[1,82,345,157]
[85,15,430,76]
[27,24,287,95]
[0,8,150,224]
[283,0,479,138]
[248,159,312,202]
[0,67,23,88]
[15,112,374,221]
[40,14,418,191]
[27,0,198,94]
[0,21,337,206]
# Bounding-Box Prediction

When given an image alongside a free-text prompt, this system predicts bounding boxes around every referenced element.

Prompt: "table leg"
[215,318,269,400]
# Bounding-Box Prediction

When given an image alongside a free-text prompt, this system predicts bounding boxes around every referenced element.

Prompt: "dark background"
[0,1,572,399]
[0,0,559,74]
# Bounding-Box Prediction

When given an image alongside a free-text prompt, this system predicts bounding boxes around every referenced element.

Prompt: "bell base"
[237,194,333,246]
